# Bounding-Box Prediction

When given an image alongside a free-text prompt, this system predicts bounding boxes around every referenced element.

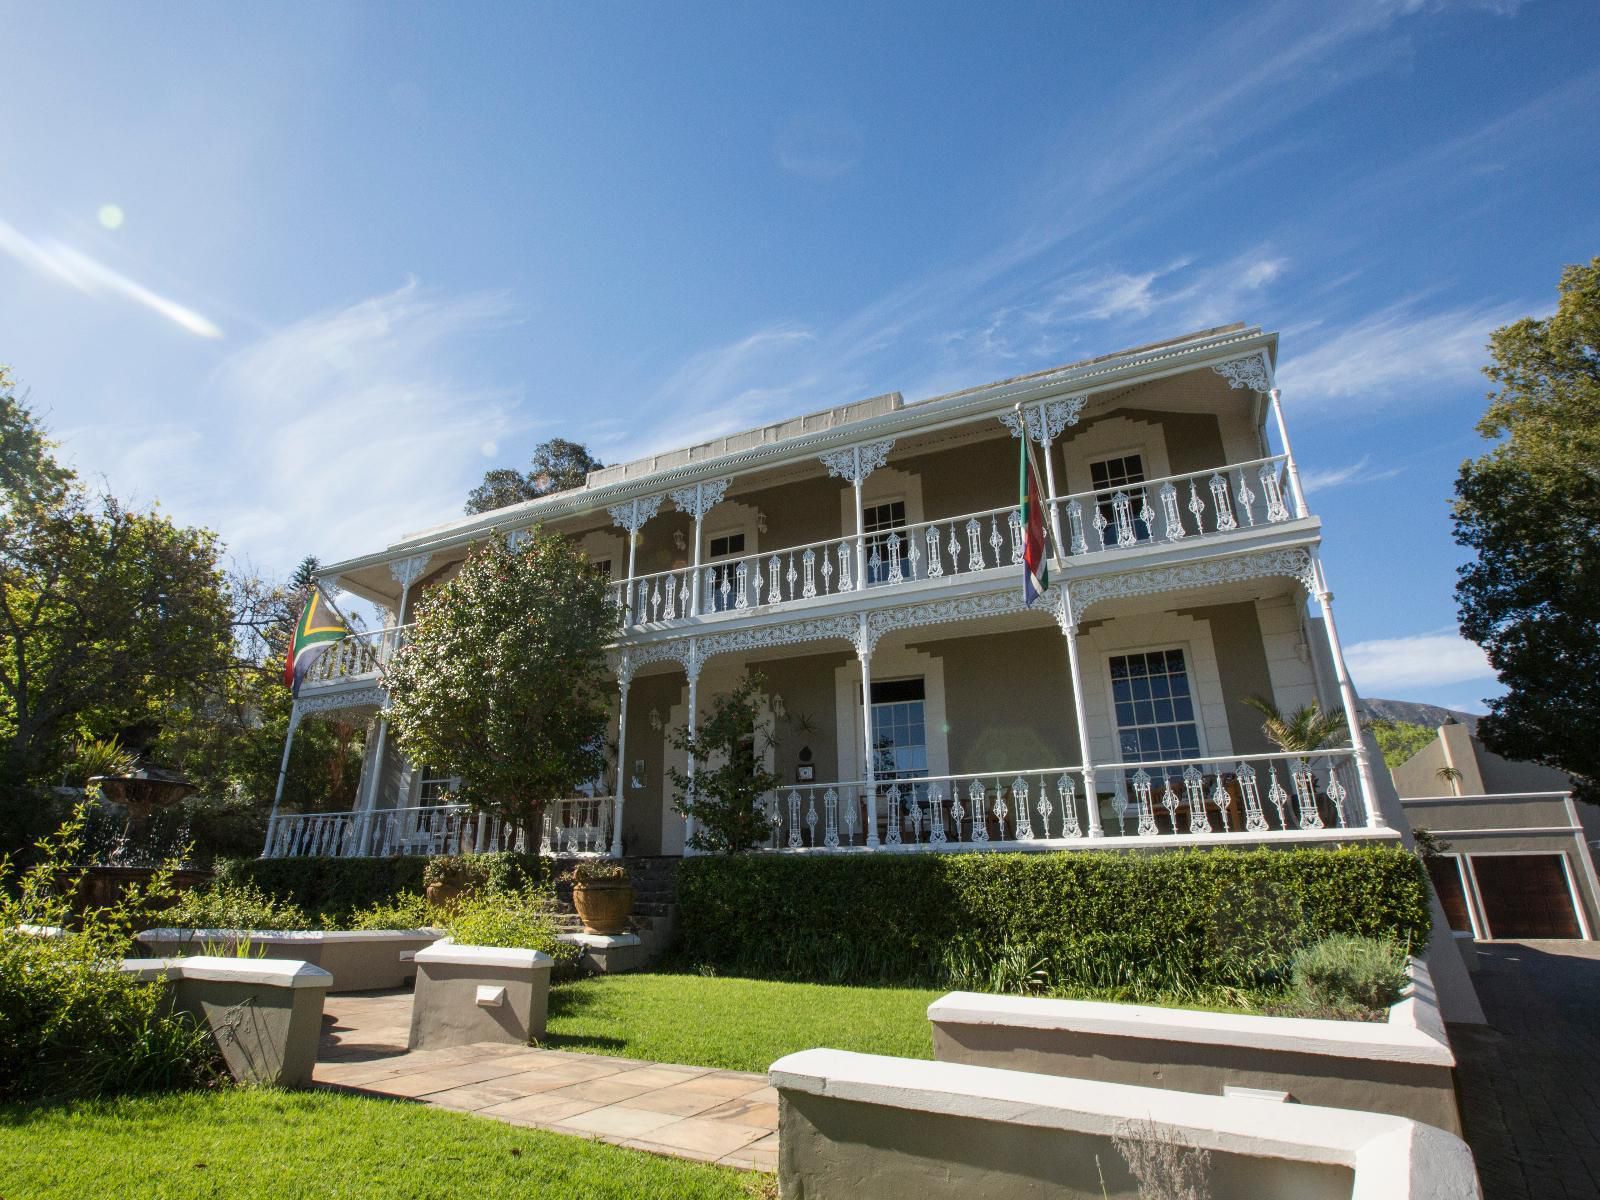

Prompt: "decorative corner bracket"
[999,397,1086,444]
[818,439,895,484]
[607,494,665,534]
[1210,352,1273,393]
[667,478,730,520]
[389,555,431,590]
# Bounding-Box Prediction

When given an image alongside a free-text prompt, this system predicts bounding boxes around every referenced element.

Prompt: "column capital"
[667,478,730,520]
[819,439,895,484]
[389,554,431,590]
[1210,351,1274,393]
[607,494,665,533]
[999,397,1085,445]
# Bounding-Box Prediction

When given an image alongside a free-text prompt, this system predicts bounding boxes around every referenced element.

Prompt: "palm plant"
[1243,698,1348,753]
[1435,765,1464,796]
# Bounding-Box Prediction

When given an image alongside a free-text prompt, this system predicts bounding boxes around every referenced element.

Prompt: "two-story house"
[263,322,1392,862]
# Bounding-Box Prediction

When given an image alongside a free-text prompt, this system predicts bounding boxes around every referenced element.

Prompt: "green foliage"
[675,846,1430,997]
[340,891,437,931]
[383,530,618,870]
[1455,257,1600,803]
[669,674,781,854]
[445,884,577,964]
[0,1089,771,1199]
[0,807,220,1100]
[68,736,138,787]
[1244,697,1347,753]
[465,438,606,514]
[566,859,628,883]
[162,880,310,931]
[1287,934,1409,1017]
[1368,718,1437,769]
[220,851,551,925]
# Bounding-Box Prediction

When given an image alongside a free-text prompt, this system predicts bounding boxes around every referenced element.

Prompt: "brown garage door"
[1427,857,1475,933]
[1470,854,1583,939]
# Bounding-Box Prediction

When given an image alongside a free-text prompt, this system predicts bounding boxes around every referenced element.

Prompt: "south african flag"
[284,587,348,695]
[1019,426,1050,607]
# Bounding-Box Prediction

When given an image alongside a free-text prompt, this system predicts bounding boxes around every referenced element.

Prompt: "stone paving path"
[1451,940,1600,1200]
[315,990,778,1173]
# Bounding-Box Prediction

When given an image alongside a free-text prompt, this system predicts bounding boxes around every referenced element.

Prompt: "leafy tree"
[1244,697,1347,753]
[1368,718,1436,770]
[1454,257,1600,803]
[670,674,782,854]
[381,530,617,874]
[465,439,605,514]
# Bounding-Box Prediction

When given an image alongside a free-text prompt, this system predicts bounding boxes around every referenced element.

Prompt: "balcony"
[612,454,1302,630]
[264,795,612,859]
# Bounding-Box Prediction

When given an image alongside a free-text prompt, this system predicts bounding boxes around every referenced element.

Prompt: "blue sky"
[2,1,1596,712]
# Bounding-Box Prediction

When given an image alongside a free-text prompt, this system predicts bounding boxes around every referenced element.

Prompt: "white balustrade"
[756,749,1361,853]
[607,456,1300,630]
[305,625,412,687]
[264,795,612,859]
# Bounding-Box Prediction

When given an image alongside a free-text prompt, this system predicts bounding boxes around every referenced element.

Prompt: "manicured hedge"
[217,852,545,920]
[675,845,1431,994]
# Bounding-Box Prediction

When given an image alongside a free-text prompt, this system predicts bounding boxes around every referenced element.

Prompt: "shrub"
[674,845,1429,998]
[163,881,310,931]
[0,807,220,1101]
[338,892,438,931]
[1287,934,1409,1017]
[221,850,549,923]
[445,885,578,965]
[566,860,628,884]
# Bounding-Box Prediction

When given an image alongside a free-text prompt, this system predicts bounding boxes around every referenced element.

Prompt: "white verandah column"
[668,479,729,617]
[818,440,895,591]
[608,495,665,626]
[609,654,633,858]
[682,638,703,854]
[1055,587,1103,837]
[1001,397,1085,562]
[1308,550,1386,829]
[857,613,880,848]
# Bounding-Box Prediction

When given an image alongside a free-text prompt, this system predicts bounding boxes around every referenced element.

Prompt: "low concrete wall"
[136,928,443,992]
[771,1049,1480,1200]
[121,956,331,1088]
[408,942,553,1051]
[557,931,646,974]
[928,962,1460,1135]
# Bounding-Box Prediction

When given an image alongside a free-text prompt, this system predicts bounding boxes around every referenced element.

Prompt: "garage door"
[1470,854,1583,939]
[1426,857,1475,933]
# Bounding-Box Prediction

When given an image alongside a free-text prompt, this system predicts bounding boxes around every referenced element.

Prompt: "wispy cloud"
[0,216,223,338]
[1275,298,1526,406]
[1299,454,1403,491]
[63,282,518,569]
[1345,628,1495,693]
[774,111,865,182]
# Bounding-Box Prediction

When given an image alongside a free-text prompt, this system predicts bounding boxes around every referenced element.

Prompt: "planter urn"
[572,880,634,935]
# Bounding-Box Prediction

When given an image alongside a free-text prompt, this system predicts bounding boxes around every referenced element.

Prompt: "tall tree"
[381,530,618,872]
[465,439,605,514]
[1454,256,1600,802]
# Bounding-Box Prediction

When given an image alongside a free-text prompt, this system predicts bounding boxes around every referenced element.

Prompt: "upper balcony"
[313,325,1317,672]
[612,452,1306,631]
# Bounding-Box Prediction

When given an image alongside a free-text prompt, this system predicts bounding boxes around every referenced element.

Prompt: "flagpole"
[1015,404,1068,563]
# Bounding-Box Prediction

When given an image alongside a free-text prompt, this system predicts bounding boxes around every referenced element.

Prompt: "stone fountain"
[80,766,211,911]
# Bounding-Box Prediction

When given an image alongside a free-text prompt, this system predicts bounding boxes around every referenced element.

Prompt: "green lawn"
[0,1090,771,1200]
[544,972,941,1072]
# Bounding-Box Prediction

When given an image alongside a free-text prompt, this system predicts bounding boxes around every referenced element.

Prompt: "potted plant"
[566,860,633,935]
[422,855,484,910]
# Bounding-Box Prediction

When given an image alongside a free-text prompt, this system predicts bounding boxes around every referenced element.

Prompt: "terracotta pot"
[75,865,213,916]
[425,879,470,910]
[572,881,634,935]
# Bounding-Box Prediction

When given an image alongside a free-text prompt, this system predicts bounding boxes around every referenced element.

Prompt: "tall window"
[705,531,746,612]
[863,499,907,585]
[1089,454,1151,548]
[417,765,456,806]
[1109,649,1200,763]
[869,677,928,782]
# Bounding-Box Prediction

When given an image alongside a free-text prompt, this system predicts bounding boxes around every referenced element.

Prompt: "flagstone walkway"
[314,989,778,1172]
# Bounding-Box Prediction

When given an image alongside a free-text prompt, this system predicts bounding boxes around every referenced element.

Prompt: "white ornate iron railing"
[610,456,1300,628]
[262,796,612,859]
[304,624,413,687]
[757,749,1363,852]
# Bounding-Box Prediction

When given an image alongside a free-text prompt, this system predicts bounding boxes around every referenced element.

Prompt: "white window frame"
[1101,644,1210,765]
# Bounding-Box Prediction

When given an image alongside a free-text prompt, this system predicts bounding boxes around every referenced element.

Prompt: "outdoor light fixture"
[673,530,686,551]
[772,693,787,719]
[757,512,768,534]
[648,708,664,732]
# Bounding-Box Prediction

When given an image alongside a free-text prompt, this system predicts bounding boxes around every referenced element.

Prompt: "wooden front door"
[1470,854,1583,939]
